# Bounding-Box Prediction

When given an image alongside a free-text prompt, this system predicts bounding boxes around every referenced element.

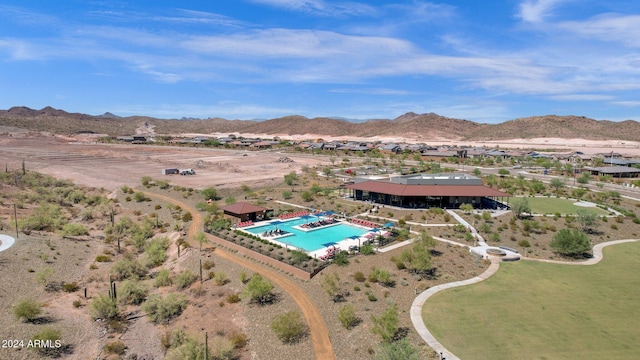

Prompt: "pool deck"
[239,217,387,260]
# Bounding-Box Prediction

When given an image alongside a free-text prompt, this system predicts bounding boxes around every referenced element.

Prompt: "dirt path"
[143,190,336,360]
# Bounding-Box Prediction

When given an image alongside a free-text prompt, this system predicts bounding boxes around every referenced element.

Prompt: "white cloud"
[517,0,567,23]
[249,0,376,17]
[558,13,640,47]
[611,101,640,107]
[550,94,615,101]
[112,103,298,119]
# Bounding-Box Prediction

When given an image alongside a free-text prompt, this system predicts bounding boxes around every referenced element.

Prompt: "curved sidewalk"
[410,259,501,360]
[410,239,639,359]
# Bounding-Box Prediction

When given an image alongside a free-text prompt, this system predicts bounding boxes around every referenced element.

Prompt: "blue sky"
[1,0,639,123]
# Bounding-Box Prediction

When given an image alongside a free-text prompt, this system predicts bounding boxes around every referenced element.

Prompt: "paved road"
[144,190,336,360]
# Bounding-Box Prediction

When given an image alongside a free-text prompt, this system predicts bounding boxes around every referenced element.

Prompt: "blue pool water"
[243,217,368,252]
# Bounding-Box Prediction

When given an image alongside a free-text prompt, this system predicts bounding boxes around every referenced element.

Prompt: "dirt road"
[143,190,336,360]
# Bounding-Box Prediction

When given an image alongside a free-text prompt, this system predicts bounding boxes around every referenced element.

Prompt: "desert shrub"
[353,271,366,282]
[19,202,67,233]
[175,270,197,290]
[182,212,193,222]
[13,299,42,322]
[229,331,248,349]
[368,293,378,302]
[360,244,375,255]
[62,282,80,292]
[120,280,149,305]
[322,272,347,302]
[30,328,62,357]
[133,192,146,202]
[202,259,215,270]
[371,304,399,343]
[144,236,170,267]
[374,337,421,360]
[333,250,350,266]
[290,250,309,265]
[518,239,531,247]
[338,304,358,329]
[142,293,188,324]
[95,254,111,262]
[214,272,228,286]
[62,223,88,236]
[111,256,147,280]
[90,294,118,320]
[154,269,172,287]
[239,270,249,284]
[104,340,126,355]
[270,311,308,344]
[369,268,393,286]
[242,274,275,304]
[226,293,241,304]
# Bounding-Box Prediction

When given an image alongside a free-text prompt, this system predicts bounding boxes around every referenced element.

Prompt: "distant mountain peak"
[99,112,120,119]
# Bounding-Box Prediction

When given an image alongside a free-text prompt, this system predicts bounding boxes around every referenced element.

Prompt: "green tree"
[13,299,42,322]
[498,168,510,177]
[284,171,297,191]
[397,232,434,275]
[242,274,275,304]
[201,187,218,201]
[577,172,591,185]
[510,197,531,219]
[473,168,482,176]
[576,209,598,233]
[371,304,399,343]
[550,228,591,257]
[270,310,308,344]
[550,178,565,196]
[282,190,292,200]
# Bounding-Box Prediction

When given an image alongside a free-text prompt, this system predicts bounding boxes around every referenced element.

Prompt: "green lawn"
[521,196,609,216]
[423,242,640,360]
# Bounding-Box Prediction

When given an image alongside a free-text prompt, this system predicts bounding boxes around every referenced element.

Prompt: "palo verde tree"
[550,178,566,196]
[550,228,592,257]
[510,197,531,219]
[284,171,297,191]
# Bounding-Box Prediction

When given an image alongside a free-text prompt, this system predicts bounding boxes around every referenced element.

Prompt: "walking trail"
[144,191,336,360]
[410,237,639,360]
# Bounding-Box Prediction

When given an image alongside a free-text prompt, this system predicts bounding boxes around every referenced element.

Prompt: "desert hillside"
[0,106,637,142]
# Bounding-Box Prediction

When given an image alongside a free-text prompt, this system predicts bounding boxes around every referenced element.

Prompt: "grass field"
[523,196,610,216]
[423,242,640,360]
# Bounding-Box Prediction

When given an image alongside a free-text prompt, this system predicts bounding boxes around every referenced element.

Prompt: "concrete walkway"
[410,259,501,360]
[410,239,639,359]
[0,234,16,252]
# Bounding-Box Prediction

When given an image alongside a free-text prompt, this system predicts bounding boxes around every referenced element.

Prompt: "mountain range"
[0,106,637,142]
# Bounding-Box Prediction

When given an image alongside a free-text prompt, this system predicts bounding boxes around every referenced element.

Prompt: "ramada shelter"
[221,202,271,223]
[344,173,510,209]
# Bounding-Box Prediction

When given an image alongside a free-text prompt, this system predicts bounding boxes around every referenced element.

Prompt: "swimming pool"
[243,217,368,252]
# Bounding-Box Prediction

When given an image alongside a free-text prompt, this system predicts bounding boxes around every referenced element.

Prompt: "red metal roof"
[344,180,509,197]
[221,202,270,215]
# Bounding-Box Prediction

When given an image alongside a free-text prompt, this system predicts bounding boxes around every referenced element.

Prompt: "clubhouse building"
[344,173,510,209]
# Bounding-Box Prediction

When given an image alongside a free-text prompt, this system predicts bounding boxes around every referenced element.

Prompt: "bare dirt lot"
[0,133,328,191]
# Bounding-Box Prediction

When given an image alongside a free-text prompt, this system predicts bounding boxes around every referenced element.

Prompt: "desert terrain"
[1,123,640,360]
